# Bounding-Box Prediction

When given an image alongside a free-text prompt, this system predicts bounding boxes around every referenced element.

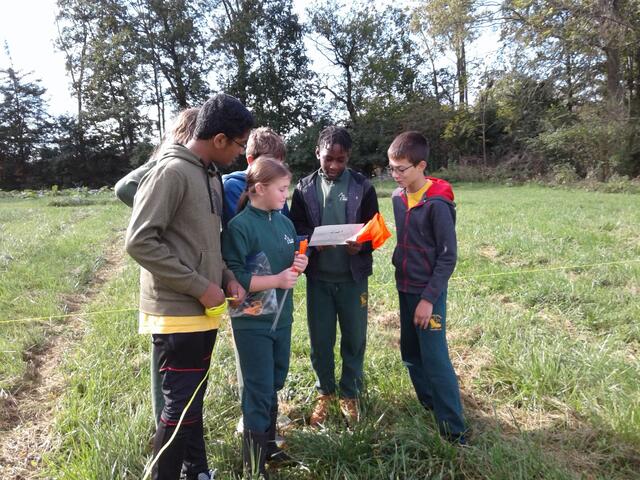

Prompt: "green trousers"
[233,325,292,433]
[306,278,368,398]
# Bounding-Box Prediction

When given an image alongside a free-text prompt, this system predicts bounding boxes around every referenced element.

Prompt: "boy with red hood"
[388,131,466,444]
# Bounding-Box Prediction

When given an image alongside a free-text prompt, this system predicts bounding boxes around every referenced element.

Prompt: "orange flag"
[355,212,392,250]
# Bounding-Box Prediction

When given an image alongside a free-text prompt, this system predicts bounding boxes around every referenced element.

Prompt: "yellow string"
[450,259,640,281]
[0,307,137,325]
[1,259,638,325]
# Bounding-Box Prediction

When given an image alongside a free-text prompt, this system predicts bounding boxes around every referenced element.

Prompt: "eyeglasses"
[231,138,247,150]
[387,164,415,175]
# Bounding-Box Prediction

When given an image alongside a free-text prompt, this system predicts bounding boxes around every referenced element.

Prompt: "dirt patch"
[370,311,399,330]
[479,245,499,259]
[0,235,126,479]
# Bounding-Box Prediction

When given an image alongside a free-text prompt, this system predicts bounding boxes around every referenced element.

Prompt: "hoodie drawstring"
[203,165,215,214]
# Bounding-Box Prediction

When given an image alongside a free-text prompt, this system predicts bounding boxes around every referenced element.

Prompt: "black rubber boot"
[242,430,269,479]
[266,405,291,465]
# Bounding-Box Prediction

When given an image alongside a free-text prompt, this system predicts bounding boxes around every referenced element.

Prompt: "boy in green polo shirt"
[290,126,379,426]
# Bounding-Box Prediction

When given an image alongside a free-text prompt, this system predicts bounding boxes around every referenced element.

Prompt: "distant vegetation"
[1,0,639,189]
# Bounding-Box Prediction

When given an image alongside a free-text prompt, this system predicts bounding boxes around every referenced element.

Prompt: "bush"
[551,163,579,184]
[528,114,640,180]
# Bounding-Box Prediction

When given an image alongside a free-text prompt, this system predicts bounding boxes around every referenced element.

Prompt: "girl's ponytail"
[237,188,250,213]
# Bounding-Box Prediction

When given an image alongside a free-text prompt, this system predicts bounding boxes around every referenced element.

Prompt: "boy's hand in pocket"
[414,299,433,330]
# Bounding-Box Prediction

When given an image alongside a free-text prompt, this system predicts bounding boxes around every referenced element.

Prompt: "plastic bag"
[228,251,278,318]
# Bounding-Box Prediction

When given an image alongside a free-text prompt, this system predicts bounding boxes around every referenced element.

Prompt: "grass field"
[1,183,639,479]
[0,193,126,392]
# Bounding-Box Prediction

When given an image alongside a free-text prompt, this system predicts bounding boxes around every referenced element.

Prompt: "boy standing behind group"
[222,127,289,225]
[290,126,379,426]
[387,131,466,443]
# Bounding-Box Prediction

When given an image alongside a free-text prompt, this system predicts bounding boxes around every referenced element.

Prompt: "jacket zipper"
[203,166,215,214]
[402,207,410,291]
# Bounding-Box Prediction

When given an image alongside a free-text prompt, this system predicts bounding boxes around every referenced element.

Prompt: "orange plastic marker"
[292,239,309,273]
[299,238,309,255]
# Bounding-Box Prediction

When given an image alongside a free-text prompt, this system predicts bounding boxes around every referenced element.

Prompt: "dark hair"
[387,131,430,165]
[194,93,254,141]
[237,156,292,211]
[247,127,286,160]
[317,126,352,152]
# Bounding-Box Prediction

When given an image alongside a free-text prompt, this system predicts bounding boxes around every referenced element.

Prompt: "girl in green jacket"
[222,157,308,478]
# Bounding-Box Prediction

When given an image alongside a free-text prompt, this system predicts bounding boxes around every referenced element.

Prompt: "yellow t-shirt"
[407,179,432,209]
[138,312,221,334]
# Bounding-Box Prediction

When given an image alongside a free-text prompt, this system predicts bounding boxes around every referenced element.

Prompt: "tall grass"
[0,194,128,391]
[2,184,638,478]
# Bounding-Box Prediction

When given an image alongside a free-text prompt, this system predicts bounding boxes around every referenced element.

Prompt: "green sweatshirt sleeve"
[222,222,253,292]
[125,166,210,299]
[114,160,156,208]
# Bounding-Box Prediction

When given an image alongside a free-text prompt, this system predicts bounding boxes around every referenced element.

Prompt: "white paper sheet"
[308,223,364,247]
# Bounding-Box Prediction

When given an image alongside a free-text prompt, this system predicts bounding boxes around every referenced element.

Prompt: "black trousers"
[151,330,217,480]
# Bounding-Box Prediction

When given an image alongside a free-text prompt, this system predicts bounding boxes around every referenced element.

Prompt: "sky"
[0,0,500,117]
[0,0,72,115]
[0,0,314,116]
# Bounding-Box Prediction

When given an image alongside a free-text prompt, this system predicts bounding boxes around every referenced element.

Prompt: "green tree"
[308,0,421,124]
[209,0,316,135]
[413,0,479,107]
[0,60,51,189]
[82,0,149,157]
[501,0,640,177]
[55,0,97,164]
[502,0,599,112]
[128,0,211,110]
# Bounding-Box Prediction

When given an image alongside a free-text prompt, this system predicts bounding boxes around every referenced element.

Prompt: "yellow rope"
[0,307,137,325]
[1,259,638,325]
[450,258,640,281]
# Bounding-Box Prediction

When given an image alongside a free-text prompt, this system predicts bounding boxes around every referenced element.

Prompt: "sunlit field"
[1,183,638,479]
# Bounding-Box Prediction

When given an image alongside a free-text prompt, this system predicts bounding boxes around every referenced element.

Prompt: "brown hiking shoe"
[309,394,335,427]
[339,398,359,425]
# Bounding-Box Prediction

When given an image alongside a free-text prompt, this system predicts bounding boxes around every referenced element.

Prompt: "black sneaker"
[267,447,294,465]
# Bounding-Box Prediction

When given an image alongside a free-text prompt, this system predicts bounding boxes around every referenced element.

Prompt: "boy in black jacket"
[388,131,466,443]
[290,126,379,426]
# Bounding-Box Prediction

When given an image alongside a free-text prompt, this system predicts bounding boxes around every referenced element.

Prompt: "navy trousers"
[399,290,465,437]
